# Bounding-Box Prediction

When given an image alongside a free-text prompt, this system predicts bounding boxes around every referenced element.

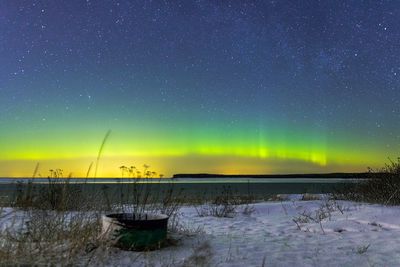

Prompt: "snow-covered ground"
[2,197,400,266]
[101,197,400,266]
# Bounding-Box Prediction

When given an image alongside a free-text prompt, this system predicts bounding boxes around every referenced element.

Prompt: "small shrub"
[292,199,344,233]
[14,180,37,208]
[301,193,321,201]
[13,176,92,212]
[241,203,256,216]
[4,177,187,265]
[355,244,370,254]
[195,186,240,218]
[267,194,289,201]
[111,178,185,221]
[0,209,105,265]
[339,158,400,205]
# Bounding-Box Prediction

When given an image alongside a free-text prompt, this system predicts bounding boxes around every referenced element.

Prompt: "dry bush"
[267,194,289,201]
[195,186,240,218]
[0,131,190,264]
[355,244,370,255]
[292,199,344,233]
[1,176,109,265]
[241,203,256,216]
[2,175,188,265]
[0,209,108,265]
[301,193,321,201]
[109,179,186,234]
[338,158,400,205]
[13,177,102,212]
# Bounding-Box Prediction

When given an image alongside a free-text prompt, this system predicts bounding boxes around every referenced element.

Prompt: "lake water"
[0,177,361,201]
[0,177,361,184]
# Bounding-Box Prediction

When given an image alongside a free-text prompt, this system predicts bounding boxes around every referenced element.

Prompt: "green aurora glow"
[1,1,399,177]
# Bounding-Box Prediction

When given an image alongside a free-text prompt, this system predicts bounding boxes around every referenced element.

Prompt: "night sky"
[1,1,399,177]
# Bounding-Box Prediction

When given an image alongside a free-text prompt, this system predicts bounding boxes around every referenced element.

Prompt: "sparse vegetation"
[0,172,397,266]
[195,186,241,218]
[267,194,290,202]
[0,128,192,265]
[0,210,105,265]
[14,172,93,211]
[292,199,345,233]
[338,158,400,205]
[241,203,256,216]
[301,193,321,201]
[355,244,370,255]
[2,173,188,265]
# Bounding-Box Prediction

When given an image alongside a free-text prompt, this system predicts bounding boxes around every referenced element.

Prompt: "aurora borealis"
[0,1,399,177]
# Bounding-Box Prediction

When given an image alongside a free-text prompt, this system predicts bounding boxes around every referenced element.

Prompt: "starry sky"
[0,0,399,178]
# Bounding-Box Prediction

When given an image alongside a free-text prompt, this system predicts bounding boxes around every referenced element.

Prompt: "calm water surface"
[0,177,361,200]
[0,177,361,184]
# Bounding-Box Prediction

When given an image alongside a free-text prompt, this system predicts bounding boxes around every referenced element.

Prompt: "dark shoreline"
[173,172,372,179]
[0,172,373,180]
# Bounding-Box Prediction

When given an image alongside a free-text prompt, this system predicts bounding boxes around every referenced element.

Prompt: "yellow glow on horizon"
[0,124,391,178]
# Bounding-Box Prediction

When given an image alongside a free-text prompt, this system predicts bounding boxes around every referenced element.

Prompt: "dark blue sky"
[1,1,399,177]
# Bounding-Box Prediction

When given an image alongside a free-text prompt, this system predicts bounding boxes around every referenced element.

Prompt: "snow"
[3,198,400,266]
[94,199,400,266]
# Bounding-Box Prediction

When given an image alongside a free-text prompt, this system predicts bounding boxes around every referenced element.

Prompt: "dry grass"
[0,176,189,265]
[267,194,290,202]
[0,172,266,265]
[0,130,196,265]
[338,157,400,205]
[301,193,321,201]
[0,209,107,265]
[292,199,345,234]
[195,186,242,218]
